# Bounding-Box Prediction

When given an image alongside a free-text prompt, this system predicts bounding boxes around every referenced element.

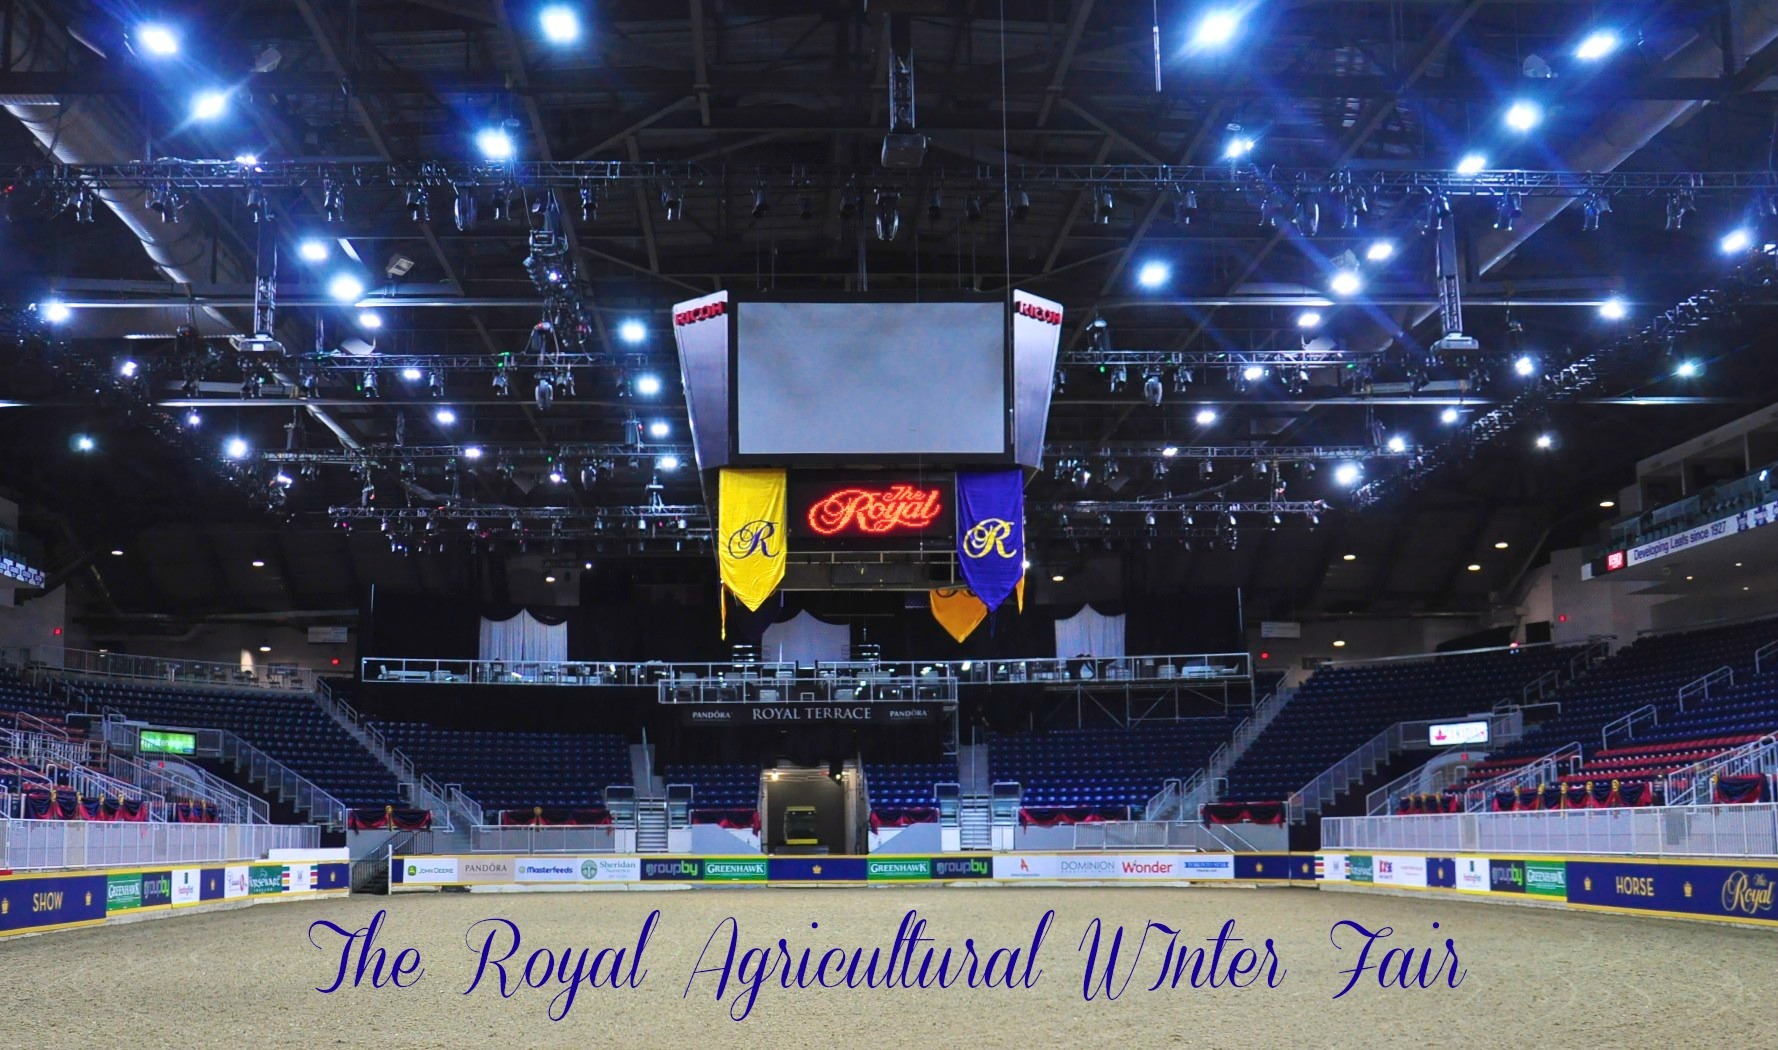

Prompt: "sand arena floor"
[1,884,1770,1049]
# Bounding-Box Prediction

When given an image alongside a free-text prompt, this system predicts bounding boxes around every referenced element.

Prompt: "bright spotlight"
[434,408,458,425]
[1440,407,1460,425]
[1575,29,1620,61]
[635,374,662,396]
[1195,408,1218,425]
[357,310,383,330]
[1514,355,1537,377]
[1161,445,1179,457]
[1329,270,1363,297]
[618,319,647,344]
[1455,152,1488,175]
[297,239,330,263]
[190,90,229,122]
[40,300,72,324]
[475,127,515,161]
[136,24,179,57]
[1386,435,1408,453]
[74,434,96,452]
[327,273,365,302]
[648,420,671,439]
[659,454,681,471]
[1297,310,1322,328]
[1675,359,1702,378]
[225,437,249,459]
[1136,260,1171,288]
[1504,101,1543,132]
[119,360,139,378]
[1223,136,1255,160]
[1192,9,1242,48]
[184,410,202,427]
[232,153,259,167]
[1364,240,1396,262]
[1241,364,1265,382]
[1720,228,1753,254]
[1535,432,1555,449]
[462,445,484,460]
[1599,297,1627,320]
[539,5,581,43]
[1334,463,1361,486]
[400,367,423,381]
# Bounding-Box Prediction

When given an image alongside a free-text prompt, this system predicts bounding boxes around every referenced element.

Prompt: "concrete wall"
[1248,616,1487,686]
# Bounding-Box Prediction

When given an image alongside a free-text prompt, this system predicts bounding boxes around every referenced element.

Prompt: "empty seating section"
[990,720,1238,810]
[375,722,629,810]
[664,763,759,808]
[80,680,401,807]
[1225,646,1578,802]
[1484,620,1778,776]
[864,762,956,807]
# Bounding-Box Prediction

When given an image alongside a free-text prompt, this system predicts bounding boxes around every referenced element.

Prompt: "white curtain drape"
[1054,605,1126,658]
[479,610,568,663]
[761,610,850,665]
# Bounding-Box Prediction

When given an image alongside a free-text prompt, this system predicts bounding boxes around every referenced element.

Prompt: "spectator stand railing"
[1602,704,1661,751]
[1667,733,1778,807]
[107,751,268,825]
[1756,639,1778,677]
[1174,680,1293,818]
[470,824,622,853]
[1289,709,1525,824]
[1460,741,1584,813]
[1676,665,1734,712]
[1366,748,1489,816]
[215,731,347,828]
[6,646,316,692]
[316,678,465,832]
[0,818,320,871]
[1322,802,1778,858]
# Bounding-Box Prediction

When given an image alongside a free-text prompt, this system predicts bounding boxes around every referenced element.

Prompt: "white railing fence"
[1063,819,1286,852]
[1,818,319,871]
[107,753,269,825]
[1322,802,1778,858]
[1462,741,1583,813]
[1291,709,1523,824]
[217,732,346,828]
[470,825,621,854]
[1602,704,1660,750]
[1755,639,1778,677]
[1666,734,1778,808]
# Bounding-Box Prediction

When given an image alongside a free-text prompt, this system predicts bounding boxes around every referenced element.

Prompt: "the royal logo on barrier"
[1721,870,1775,916]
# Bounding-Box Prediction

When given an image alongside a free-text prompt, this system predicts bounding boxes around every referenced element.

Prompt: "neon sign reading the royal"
[806,485,944,536]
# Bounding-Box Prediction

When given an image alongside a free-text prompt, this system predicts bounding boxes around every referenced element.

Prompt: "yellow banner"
[930,588,988,644]
[717,469,788,612]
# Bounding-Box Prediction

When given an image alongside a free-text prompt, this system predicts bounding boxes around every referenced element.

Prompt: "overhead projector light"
[228,335,287,355]
[1432,332,1480,353]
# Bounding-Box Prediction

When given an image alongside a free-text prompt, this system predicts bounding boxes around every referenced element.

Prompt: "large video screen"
[735,301,1007,457]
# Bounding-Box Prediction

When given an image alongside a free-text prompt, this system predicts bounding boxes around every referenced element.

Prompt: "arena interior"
[1,0,1777,1045]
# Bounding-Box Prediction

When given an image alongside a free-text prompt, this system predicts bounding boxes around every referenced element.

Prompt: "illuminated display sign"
[1605,550,1626,572]
[789,475,954,545]
[139,730,197,755]
[1429,721,1490,746]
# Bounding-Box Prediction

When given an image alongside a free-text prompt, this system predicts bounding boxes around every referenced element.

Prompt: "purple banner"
[955,470,1025,612]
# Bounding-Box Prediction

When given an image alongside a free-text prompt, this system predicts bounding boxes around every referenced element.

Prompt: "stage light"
[400,367,423,382]
[618,319,647,344]
[1161,445,1179,457]
[1599,499,1615,508]
[635,374,662,395]
[40,300,71,324]
[1329,270,1362,297]
[1514,355,1537,377]
[1455,152,1487,175]
[1495,541,1510,549]
[1386,435,1407,453]
[1143,373,1164,406]
[298,239,329,262]
[1440,407,1460,424]
[233,153,258,166]
[190,90,229,122]
[648,420,670,438]
[1575,29,1620,61]
[225,437,249,459]
[462,445,483,460]
[357,310,383,329]
[327,273,365,302]
[1334,463,1361,486]
[74,434,95,452]
[1050,573,1066,583]
[1193,9,1241,47]
[1675,359,1702,378]
[136,24,179,57]
[1365,240,1396,262]
[1195,408,1218,425]
[539,5,580,43]
[1467,563,1482,572]
[184,410,202,427]
[1342,553,1356,561]
[119,359,139,378]
[110,549,124,557]
[1599,297,1627,320]
[1136,260,1170,288]
[1535,432,1555,449]
[1241,364,1265,382]
[475,127,515,161]
[1297,310,1322,328]
[1332,639,1346,648]
[659,454,681,471]
[434,408,457,425]
[1223,135,1255,160]
[1504,100,1542,132]
[1720,227,1753,253]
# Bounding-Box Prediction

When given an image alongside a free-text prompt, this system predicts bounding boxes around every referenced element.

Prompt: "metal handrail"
[1676,665,1734,712]
[1319,640,1568,669]
[1757,640,1778,677]
[217,731,347,827]
[1461,741,1584,812]
[1602,704,1660,750]
[107,752,269,824]
[10,646,316,692]
[1366,750,1489,816]
[1666,733,1778,807]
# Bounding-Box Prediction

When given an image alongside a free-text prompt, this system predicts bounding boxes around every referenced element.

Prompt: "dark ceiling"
[4,0,1778,627]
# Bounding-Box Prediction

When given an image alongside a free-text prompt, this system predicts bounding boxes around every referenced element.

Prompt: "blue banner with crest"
[955,470,1025,613]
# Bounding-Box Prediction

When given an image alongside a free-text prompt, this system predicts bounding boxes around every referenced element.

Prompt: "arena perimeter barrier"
[0,856,350,938]
[0,819,320,872]
[1320,802,1778,858]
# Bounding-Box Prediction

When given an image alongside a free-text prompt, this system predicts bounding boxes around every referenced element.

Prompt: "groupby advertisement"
[139,871,174,908]
[931,856,993,879]
[642,858,705,881]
